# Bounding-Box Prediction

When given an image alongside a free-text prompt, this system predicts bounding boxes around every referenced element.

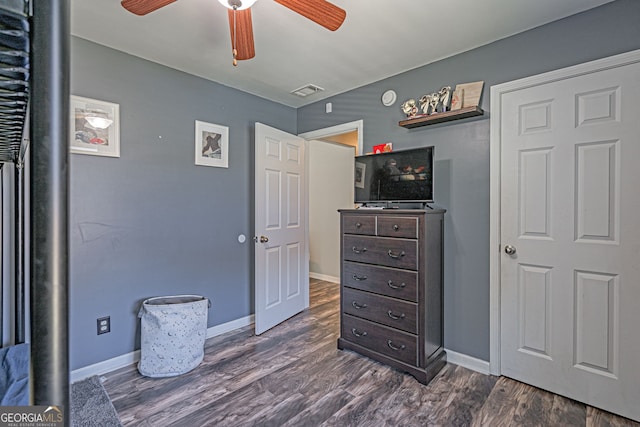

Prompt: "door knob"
[504,245,517,255]
[259,235,269,243]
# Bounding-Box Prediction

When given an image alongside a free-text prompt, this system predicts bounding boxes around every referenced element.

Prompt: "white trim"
[489,48,640,377]
[298,119,364,156]
[309,272,340,284]
[71,350,141,384]
[445,349,491,375]
[205,314,254,339]
[71,314,255,383]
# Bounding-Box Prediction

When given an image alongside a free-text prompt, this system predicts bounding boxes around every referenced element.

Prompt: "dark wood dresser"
[337,208,446,384]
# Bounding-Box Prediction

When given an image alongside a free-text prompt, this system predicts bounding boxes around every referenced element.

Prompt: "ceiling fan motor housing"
[221,0,256,10]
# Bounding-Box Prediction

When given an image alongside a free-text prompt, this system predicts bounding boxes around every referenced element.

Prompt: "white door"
[254,123,308,335]
[499,55,640,421]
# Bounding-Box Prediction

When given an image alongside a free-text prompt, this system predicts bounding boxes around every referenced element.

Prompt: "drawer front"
[342,287,417,334]
[342,215,376,235]
[377,216,419,239]
[343,261,418,302]
[342,314,417,366]
[343,235,418,270]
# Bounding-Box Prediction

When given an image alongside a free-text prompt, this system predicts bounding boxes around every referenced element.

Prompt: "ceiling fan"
[120,0,346,66]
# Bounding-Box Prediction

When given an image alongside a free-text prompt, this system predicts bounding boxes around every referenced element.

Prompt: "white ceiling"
[71,0,614,108]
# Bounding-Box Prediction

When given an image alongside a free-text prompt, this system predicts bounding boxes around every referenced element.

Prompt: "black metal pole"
[15,161,25,344]
[29,0,70,420]
[0,165,3,346]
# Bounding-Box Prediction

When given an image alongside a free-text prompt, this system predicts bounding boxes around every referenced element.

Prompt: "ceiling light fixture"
[217,0,257,11]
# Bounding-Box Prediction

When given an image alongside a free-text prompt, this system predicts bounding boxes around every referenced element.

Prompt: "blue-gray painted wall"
[297,0,640,361]
[70,37,296,369]
[69,0,640,369]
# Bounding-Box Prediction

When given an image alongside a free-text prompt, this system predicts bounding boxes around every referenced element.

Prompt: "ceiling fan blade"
[274,0,346,31]
[121,0,177,16]
[228,8,256,61]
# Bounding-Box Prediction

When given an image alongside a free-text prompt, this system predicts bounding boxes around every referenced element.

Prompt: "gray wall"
[70,37,296,369]
[297,0,640,361]
[308,141,354,280]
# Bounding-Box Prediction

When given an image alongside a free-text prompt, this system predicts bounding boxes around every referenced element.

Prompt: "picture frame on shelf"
[70,95,120,157]
[455,81,484,108]
[195,120,229,168]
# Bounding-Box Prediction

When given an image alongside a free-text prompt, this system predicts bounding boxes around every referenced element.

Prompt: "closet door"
[498,55,640,422]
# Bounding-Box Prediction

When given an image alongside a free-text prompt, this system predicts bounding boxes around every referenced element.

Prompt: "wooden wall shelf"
[399,106,484,129]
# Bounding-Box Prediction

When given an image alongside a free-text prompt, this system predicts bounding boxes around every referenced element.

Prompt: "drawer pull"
[352,246,367,254]
[352,274,368,281]
[352,301,368,310]
[355,222,362,228]
[387,340,406,351]
[387,250,405,259]
[393,224,399,231]
[387,310,405,320]
[387,280,406,289]
[351,328,367,337]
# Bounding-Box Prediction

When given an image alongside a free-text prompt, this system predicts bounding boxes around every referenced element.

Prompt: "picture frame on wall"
[70,95,120,157]
[195,120,229,168]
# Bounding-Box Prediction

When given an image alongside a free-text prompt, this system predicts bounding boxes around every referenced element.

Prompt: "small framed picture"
[195,120,229,168]
[70,96,120,157]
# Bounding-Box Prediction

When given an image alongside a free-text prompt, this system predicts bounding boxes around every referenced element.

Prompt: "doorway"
[299,120,363,283]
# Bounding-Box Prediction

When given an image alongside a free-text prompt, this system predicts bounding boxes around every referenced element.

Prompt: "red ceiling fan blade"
[228,8,256,61]
[121,0,177,16]
[274,0,346,31]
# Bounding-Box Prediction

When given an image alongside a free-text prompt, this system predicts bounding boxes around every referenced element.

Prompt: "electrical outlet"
[97,316,110,335]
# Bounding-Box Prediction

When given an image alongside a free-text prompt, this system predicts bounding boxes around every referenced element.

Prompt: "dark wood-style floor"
[103,279,638,426]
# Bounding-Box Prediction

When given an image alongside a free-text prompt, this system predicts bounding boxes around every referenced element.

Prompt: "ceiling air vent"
[291,84,324,97]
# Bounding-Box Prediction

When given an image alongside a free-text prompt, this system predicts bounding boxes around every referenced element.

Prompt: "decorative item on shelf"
[453,81,484,107]
[419,93,436,115]
[450,87,463,111]
[428,92,440,114]
[418,86,452,116]
[373,142,393,154]
[401,99,418,118]
[438,86,452,112]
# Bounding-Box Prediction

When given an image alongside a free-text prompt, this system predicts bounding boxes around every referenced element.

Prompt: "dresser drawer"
[377,216,419,239]
[342,215,376,235]
[342,287,417,334]
[343,235,418,270]
[342,314,417,366]
[343,261,418,302]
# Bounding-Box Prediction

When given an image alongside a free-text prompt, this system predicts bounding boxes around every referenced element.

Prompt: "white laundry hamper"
[138,295,211,377]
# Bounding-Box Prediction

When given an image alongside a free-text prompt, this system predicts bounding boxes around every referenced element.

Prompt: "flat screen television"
[354,146,434,205]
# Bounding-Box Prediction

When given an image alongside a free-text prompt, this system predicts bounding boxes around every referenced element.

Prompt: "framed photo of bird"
[195,120,229,168]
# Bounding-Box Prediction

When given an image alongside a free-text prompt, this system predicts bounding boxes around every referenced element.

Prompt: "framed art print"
[195,120,229,168]
[70,95,120,157]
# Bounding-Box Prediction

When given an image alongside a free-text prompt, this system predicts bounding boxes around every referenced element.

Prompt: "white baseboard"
[205,314,254,339]
[71,314,255,383]
[309,272,340,284]
[445,348,491,375]
[71,317,491,383]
